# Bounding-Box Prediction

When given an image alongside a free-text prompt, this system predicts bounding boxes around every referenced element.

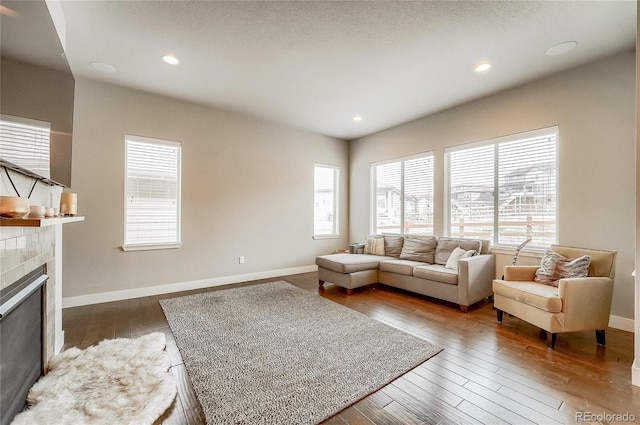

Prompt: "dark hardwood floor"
[62,272,639,425]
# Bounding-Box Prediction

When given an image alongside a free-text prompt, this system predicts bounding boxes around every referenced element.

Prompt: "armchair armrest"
[503,266,539,281]
[557,277,614,332]
[457,254,496,305]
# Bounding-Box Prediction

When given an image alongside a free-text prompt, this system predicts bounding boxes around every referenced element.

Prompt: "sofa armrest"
[557,277,614,332]
[457,254,496,306]
[503,266,539,281]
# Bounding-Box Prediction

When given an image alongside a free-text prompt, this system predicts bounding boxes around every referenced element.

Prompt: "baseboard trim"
[55,330,65,354]
[609,315,635,332]
[62,265,318,308]
[633,360,640,387]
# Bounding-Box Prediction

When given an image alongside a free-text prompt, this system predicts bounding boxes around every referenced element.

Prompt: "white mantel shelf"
[0,216,85,227]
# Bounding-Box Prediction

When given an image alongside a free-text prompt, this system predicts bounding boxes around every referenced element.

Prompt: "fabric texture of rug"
[160,281,442,424]
[12,332,177,425]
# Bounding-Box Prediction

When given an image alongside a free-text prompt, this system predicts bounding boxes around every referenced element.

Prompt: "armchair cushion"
[492,280,563,313]
[534,249,591,287]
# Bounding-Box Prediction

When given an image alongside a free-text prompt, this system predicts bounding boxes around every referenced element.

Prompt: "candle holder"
[60,193,77,216]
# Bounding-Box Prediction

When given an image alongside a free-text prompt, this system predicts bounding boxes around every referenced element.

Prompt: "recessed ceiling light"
[90,61,116,74]
[474,63,492,73]
[353,116,363,122]
[162,55,180,65]
[546,41,578,57]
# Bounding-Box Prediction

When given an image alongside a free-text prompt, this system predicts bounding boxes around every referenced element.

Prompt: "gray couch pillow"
[383,235,405,258]
[435,237,483,265]
[399,236,438,263]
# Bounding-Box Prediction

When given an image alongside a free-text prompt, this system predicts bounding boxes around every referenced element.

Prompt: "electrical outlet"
[239,256,245,264]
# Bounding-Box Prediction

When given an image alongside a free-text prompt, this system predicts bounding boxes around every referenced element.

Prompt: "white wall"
[350,51,636,320]
[63,78,348,301]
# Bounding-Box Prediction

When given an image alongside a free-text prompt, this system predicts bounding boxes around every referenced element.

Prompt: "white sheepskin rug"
[12,332,177,425]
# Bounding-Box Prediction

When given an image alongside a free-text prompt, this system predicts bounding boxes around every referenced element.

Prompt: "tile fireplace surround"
[0,225,60,365]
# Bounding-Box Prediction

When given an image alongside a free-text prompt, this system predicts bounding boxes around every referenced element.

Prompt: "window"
[313,164,339,238]
[445,127,558,248]
[123,135,182,251]
[0,114,51,179]
[371,153,434,235]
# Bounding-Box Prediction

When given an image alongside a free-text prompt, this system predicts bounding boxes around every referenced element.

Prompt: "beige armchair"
[492,245,616,349]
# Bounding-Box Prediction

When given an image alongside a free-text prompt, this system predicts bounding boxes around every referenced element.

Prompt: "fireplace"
[0,266,48,425]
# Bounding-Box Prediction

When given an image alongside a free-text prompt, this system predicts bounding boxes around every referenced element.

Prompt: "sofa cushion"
[413,264,458,285]
[492,280,562,313]
[534,249,591,287]
[383,235,405,258]
[435,238,482,265]
[399,236,438,263]
[379,259,426,276]
[364,236,385,255]
[316,254,393,274]
[444,247,476,271]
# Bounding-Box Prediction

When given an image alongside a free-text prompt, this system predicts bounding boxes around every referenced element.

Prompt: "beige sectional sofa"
[316,235,495,312]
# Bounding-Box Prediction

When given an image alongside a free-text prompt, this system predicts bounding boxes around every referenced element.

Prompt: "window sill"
[121,242,182,252]
[313,234,340,240]
[490,246,546,259]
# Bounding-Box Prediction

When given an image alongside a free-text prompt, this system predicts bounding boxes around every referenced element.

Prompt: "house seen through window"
[123,135,182,251]
[445,127,558,248]
[313,164,339,238]
[371,153,434,235]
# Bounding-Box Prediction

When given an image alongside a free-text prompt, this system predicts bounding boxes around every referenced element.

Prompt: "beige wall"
[350,51,636,319]
[63,78,349,299]
[634,5,639,386]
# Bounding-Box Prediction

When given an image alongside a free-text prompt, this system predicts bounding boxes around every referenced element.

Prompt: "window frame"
[370,151,435,235]
[313,163,340,239]
[122,134,182,252]
[444,126,558,249]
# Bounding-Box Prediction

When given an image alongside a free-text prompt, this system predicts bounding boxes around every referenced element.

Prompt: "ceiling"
[48,1,640,139]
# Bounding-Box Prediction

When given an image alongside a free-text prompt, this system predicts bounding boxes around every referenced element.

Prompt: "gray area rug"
[160,281,441,424]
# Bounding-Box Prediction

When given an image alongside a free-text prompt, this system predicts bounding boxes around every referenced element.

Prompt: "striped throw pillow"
[534,249,591,287]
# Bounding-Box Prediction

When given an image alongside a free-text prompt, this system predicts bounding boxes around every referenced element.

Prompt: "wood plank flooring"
[62,272,639,425]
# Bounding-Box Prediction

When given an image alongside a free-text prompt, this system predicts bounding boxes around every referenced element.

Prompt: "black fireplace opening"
[0,266,47,425]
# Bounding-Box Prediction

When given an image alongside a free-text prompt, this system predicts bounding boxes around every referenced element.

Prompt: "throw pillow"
[435,238,482,265]
[399,236,438,263]
[364,236,385,256]
[382,234,405,258]
[444,247,477,271]
[534,249,591,287]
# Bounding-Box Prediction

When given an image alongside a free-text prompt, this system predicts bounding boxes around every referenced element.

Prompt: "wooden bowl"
[0,196,30,218]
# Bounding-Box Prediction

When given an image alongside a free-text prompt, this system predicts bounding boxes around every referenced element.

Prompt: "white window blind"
[123,135,182,251]
[314,164,339,238]
[445,127,558,248]
[0,114,51,179]
[371,153,434,235]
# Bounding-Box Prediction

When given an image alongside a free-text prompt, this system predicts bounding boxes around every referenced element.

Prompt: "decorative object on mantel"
[28,205,46,218]
[0,196,29,218]
[59,192,77,216]
[11,332,177,425]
